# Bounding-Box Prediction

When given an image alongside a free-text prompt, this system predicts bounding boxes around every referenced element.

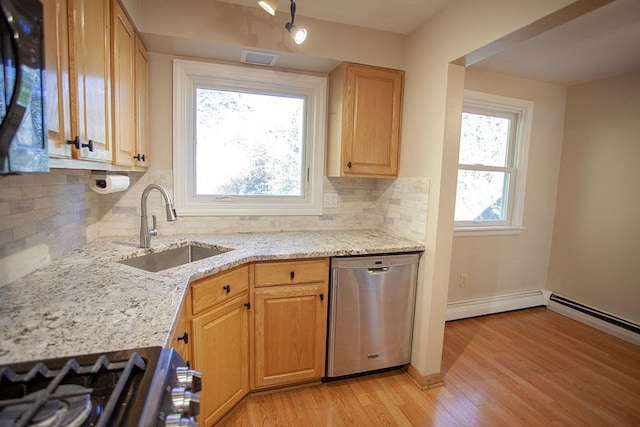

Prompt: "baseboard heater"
[549,294,640,335]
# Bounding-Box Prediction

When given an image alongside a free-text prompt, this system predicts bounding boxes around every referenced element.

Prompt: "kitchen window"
[173,59,327,216]
[454,90,533,236]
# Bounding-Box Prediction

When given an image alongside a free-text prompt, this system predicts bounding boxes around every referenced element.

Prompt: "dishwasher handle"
[367,267,389,274]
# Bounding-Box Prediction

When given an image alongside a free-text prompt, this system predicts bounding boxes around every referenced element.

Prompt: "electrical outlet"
[323,193,338,208]
[459,273,469,288]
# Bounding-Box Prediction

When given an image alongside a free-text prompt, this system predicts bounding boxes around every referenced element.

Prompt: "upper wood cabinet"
[43,0,72,159]
[327,62,404,178]
[67,0,113,162]
[112,1,149,168]
[134,37,150,168]
[43,0,149,169]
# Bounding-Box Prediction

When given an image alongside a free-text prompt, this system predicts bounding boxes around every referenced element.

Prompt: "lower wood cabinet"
[169,297,192,367]
[188,265,250,426]
[167,259,329,424]
[253,258,329,389]
[253,282,328,389]
[193,294,250,426]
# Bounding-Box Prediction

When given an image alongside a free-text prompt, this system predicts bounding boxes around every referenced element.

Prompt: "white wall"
[401,0,580,377]
[448,68,567,302]
[548,70,640,324]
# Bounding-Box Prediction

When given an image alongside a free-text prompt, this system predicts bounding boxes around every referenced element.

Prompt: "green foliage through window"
[195,89,304,197]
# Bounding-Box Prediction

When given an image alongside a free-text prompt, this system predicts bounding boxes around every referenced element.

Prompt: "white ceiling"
[215,0,452,34]
[214,0,640,86]
[474,0,640,86]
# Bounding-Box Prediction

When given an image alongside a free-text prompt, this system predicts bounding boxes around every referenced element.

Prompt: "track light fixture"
[257,0,278,16]
[285,0,307,44]
[257,0,307,44]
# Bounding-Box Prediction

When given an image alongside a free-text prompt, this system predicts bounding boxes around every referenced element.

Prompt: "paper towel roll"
[90,175,130,194]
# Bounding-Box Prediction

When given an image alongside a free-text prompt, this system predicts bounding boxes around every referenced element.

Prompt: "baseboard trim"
[404,364,445,391]
[548,294,640,346]
[446,290,547,321]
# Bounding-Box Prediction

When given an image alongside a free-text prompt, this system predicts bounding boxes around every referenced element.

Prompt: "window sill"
[454,226,525,238]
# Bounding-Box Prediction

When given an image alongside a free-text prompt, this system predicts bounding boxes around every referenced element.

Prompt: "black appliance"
[0,0,48,174]
[0,347,202,426]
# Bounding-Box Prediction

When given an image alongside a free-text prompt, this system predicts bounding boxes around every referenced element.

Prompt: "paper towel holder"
[91,172,128,187]
[90,172,130,193]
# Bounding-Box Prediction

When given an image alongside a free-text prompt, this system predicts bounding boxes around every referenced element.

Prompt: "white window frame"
[173,59,327,216]
[454,90,533,237]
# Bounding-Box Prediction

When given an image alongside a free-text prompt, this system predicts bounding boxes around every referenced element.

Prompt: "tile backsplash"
[0,170,99,286]
[1,168,428,285]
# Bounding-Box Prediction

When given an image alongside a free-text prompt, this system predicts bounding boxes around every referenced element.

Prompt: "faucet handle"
[150,214,158,237]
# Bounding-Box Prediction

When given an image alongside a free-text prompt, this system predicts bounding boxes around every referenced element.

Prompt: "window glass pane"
[195,88,304,196]
[459,112,511,167]
[455,170,510,222]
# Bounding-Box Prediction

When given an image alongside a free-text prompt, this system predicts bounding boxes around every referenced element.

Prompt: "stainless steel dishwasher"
[326,253,420,378]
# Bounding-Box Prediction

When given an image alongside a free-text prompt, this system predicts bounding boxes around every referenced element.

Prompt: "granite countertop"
[0,229,423,365]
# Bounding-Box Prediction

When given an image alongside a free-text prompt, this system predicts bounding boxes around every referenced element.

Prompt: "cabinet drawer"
[254,259,329,287]
[191,265,249,315]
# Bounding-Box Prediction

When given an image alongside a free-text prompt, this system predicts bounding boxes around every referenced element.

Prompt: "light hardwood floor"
[217,307,640,426]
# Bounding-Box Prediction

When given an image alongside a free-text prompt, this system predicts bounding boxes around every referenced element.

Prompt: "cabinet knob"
[320,293,324,301]
[347,161,352,169]
[290,271,295,280]
[134,153,146,162]
[222,284,231,294]
[66,136,93,151]
[177,332,189,344]
[244,302,251,310]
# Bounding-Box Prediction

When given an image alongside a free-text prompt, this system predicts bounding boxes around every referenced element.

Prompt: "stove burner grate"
[0,352,147,427]
[0,384,92,427]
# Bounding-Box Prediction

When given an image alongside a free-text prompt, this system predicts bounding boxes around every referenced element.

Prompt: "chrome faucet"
[140,184,178,248]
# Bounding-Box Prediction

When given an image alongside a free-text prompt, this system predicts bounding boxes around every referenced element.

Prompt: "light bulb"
[286,24,307,44]
[257,0,278,16]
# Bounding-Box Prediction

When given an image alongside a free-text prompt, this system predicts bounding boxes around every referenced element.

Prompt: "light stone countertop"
[0,229,423,365]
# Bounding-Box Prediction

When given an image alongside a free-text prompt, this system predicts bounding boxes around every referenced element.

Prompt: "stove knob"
[165,414,198,427]
[176,367,202,393]
[171,387,201,417]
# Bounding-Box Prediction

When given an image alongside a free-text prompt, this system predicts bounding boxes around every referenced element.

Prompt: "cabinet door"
[43,0,72,158]
[192,295,250,426]
[169,299,192,367]
[343,64,402,177]
[328,63,403,178]
[68,0,112,162]
[254,283,328,389]
[111,1,136,166]
[134,37,150,168]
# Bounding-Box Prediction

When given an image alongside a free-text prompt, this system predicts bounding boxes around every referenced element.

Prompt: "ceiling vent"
[241,50,280,66]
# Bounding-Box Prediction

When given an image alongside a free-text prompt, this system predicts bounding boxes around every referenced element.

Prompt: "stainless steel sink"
[118,244,232,272]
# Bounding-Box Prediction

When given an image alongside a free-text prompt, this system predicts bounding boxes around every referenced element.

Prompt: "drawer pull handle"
[244,302,251,310]
[223,284,231,294]
[290,271,295,280]
[177,332,189,344]
[319,293,324,301]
